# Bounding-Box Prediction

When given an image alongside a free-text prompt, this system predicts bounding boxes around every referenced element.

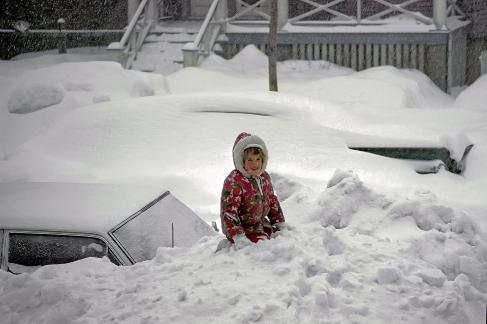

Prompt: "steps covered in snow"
[130,20,203,74]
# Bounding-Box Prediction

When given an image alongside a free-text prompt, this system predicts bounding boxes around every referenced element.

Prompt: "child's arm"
[220,177,244,242]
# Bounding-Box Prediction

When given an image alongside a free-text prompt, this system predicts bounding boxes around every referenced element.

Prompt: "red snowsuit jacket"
[220,169,285,243]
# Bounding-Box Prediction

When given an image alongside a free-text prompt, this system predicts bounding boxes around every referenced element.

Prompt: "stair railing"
[182,0,227,67]
[107,0,159,68]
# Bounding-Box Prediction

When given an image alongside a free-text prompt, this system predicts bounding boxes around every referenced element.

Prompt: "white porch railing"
[288,0,463,26]
[182,0,227,67]
[182,0,287,67]
[183,0,464,67]
[107,0,159,68]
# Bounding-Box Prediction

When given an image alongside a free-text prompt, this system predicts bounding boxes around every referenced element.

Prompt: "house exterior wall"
[462,0,487,38]
[465,37,487,84]
[448,25,468,88]
[190,0,214,17]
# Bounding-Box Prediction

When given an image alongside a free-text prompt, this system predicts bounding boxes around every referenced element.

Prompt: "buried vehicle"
[0,182,215,273]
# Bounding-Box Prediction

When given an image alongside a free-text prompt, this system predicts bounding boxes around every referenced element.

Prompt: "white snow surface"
[1,46,487,324]
[455,74,487,111]
[0,59,170,156]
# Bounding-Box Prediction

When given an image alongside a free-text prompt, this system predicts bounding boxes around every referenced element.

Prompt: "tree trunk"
[268,0,278,92]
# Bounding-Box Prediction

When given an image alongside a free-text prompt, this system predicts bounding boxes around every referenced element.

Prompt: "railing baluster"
[396,44,402,68]
[380,44,387,65]
[336,44,343,66]
[292,44,298,59]
[403,44,410,68]
[365,43,372,68]
[418,44,425,72]
[329,44,336,64]
[411,44,418,69]
[373,44,380,67]
[321,44,328,61]
[314,43,320,60]
[358,44,364,70]
[307,44,313,60]
[388,44,394,65]
[343,44,350,67]
[299,44,306,60]
[351,44,357,70]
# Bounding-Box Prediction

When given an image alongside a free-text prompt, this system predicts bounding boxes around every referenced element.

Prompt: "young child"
[220,132,286,247]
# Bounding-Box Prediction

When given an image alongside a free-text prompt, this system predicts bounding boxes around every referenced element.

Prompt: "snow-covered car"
[0,182,214,274]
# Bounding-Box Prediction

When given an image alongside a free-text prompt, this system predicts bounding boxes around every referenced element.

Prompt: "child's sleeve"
[267,178,285,225]
[220,176,244,241]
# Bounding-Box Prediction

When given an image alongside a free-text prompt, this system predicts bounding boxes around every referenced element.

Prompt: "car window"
[111,193,211,263]
[7,233,109,274]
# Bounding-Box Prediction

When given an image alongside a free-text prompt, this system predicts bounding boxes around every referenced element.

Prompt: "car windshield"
[110,192,212,263]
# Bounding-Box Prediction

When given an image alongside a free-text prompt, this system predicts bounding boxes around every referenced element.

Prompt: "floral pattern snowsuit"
[221,169,285,243]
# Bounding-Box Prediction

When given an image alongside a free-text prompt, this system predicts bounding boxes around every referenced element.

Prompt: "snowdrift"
[0,61,170,156]
[455,74,487,111]
[0,171,485,324]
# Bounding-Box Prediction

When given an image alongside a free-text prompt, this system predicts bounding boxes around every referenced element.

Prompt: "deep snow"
[0,45,486,323]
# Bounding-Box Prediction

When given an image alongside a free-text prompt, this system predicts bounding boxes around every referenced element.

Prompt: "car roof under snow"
[0,182,168,234]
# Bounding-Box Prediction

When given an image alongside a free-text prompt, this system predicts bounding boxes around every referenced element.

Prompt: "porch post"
[277,0,288,30]
[147,0,159,22]
[216,0,228,32]
[182,42,200,67]
[128,0,141,24]
[433,0,447,30]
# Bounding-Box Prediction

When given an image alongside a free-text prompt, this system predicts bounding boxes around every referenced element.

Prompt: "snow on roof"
[0,182,169,233]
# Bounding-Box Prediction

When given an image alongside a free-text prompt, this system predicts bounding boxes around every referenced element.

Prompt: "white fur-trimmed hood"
[232,132,268,178]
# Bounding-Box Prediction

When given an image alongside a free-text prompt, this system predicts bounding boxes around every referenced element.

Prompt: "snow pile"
[292,66,453,109]
[197,45,452,110]
[5,61,167,112]
[0,48,115,77]
[8,83,65,114]
[1,45,487,323]
[201,45,269,73]
[0,60,170,156]
[455,74,487,111]
[312,169,391,229]
[0,171,485,323]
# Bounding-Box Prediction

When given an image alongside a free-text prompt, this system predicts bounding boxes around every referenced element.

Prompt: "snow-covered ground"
[0,45,486,324]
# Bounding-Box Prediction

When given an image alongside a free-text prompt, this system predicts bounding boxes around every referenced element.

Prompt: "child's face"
[244,152,262,177]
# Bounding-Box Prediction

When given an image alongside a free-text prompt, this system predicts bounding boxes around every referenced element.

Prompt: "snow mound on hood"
[3,61,169,115]
[293,66,453,109]
[8,83,65,113]
[0,61,170,156]
[455,74,487,111]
